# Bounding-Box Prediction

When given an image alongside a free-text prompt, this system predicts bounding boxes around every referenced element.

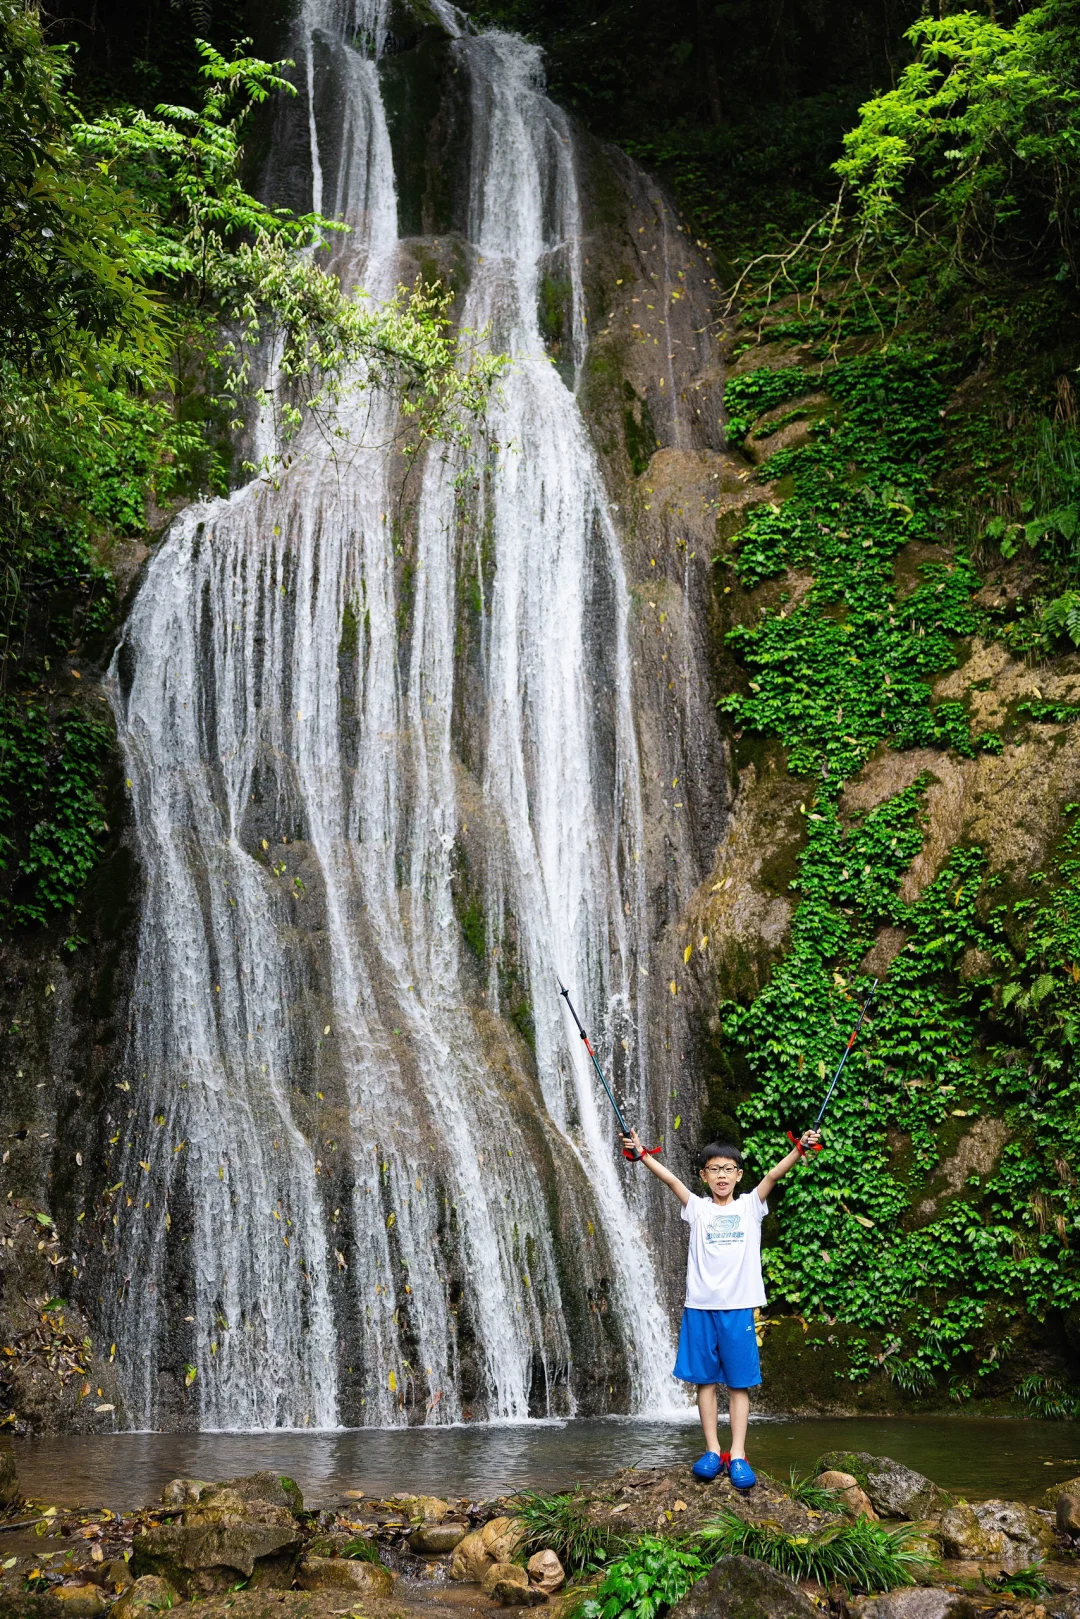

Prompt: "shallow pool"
[11,1415,1080,1510]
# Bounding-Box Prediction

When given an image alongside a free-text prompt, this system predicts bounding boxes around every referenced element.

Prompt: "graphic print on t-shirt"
[704,1213,742,1247]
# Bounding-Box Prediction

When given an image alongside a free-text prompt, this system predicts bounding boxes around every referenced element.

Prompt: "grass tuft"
[987,1565,1051,1599]
[785,1468,841,1511]
[514,1490,621,1572]
[698,1511,923,1592]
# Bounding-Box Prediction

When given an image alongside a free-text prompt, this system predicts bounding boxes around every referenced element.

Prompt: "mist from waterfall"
[106,0,678,1430]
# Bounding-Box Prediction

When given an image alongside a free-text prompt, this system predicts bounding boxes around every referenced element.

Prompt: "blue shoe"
[728,1457,757,1489]
[691,1451,724,1481]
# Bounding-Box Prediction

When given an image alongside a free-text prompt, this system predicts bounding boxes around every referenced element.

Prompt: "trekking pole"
[788,978,879,1156]
[557,980,659,1162]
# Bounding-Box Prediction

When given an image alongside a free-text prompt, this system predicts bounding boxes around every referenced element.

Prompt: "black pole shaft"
[558,979,632,1136]
[813,978,878,1130]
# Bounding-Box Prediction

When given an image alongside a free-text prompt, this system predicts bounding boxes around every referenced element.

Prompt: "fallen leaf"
[672,1500,687,1512]
[388,1370,397,1392]
[94,1404,115,1413]
[683,944,692,965]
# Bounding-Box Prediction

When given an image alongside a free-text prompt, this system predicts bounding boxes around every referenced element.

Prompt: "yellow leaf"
[684,945,692,965]
[852,1214,875,1229]
[138,1160,150,1172]
[388,1370,397,1392]
[699,936,708,951]
[950,1108,970,1117]
[672,1500,687,1512]
[673,1115,682,1130]
[669,980,678,997]
[818,1059,826,1080]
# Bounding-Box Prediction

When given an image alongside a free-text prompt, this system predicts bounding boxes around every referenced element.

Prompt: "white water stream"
[106,0,677,1429]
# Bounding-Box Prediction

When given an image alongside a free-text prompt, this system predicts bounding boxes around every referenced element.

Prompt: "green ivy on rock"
[718,349,1080,1397]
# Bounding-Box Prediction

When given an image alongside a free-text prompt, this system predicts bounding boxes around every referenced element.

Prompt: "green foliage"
[1016,1374,1080,1420]
[785,1469,839,1511]
[515,1491,619,1572]
[580,1537,709,1619]
[986,1564,1052,1599]
[0,702,111,927]
[698,1512,921,1592]
[717,348,1080,1392]
[835,0,1080,288]
[339,1537,384,1564]
[723,368,813,448]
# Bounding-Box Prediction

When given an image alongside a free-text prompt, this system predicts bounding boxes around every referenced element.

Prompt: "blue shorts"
[673,1306,761,1388]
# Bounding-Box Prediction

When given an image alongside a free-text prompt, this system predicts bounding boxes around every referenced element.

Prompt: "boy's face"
[700,1156,742,1200]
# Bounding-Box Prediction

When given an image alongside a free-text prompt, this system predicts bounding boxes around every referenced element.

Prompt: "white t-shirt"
[681,1190,767,1309]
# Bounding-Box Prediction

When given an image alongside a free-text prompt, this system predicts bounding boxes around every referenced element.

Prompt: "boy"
[621,1125,820,1487]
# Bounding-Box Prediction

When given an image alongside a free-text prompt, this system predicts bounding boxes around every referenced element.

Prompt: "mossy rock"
[816,1452,951,1518]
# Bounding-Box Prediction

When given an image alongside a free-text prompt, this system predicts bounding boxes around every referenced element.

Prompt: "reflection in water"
[14,1417,1080,1509]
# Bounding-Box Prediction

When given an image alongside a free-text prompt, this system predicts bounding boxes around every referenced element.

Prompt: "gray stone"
[111,1575,179,1619]
[50,1588,112,1616]
[527,1551,564,1594]
[410,1521,468,1554]
[213,1474,304,1514]
[853,1591,977,1619]
[938,1499,1055,1572]
[160,1479,211,1508]
[667,1554,818,1619]
[132,1515,303,1597]
[817,1452,950,1519]
[1058,1493,1080,1535]
[294,1557,394,1597]
[1043,1475,1080,1510]
[0,1448,19,1512]
[1047,1598,1080,1619]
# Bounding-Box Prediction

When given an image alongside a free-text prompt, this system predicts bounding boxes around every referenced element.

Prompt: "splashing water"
[106,0,679,1429]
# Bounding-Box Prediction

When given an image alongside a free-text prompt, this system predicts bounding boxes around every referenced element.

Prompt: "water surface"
[13,1416,1080,1510]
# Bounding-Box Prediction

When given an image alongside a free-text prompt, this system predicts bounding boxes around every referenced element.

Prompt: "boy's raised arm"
[755,1129,821,1202]
[620,1128,692,1205]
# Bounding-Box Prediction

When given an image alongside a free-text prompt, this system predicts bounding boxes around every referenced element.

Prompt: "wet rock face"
[852,1590,978,1619]
[1044,1475,1080,1509]
[667,1553,818,1619]
[938,1499,1056,1572]
[817,1453,951,1519]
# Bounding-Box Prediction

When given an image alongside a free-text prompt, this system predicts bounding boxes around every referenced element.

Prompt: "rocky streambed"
[1,1450,1080,1619]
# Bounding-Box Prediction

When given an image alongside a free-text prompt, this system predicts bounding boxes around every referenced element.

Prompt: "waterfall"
[105,0,679,1429]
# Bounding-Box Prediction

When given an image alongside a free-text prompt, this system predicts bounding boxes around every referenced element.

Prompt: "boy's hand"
[800,1128,822,1151]
[620,1127,645,1161]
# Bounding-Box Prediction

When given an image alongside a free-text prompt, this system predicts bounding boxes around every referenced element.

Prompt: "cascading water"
[105,0,681,1429]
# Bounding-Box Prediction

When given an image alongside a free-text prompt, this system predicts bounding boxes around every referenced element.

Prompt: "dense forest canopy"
[2,0,1080,1416]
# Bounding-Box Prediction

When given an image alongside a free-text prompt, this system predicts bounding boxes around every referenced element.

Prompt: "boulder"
[389,1494,449,1523]
[813,1471,878,1520]
[51,1587,112,1616]
[1058,1494,1080,1535]
[481,1517,526,1563]
[294,1557,394,1597]
[181,1493,300,1532]
[527,1551,565,1594]
[92,1561,134,1594]
[667,1554,819,1619]
[938,1500,1055,1572]
[817,1453,950,1519]
[111,1576,179,1619]
[450,1530,493,1583]
[1043,1476,1080,1511]
[483,1563,545,1606]
[1047,1599,1080,1619]
[0,1447,20,1511]
[410,1521,468,1554]
[205,1475,304,1514]
[161,1479,212,1508]
[852,1592,977,1619]
[132,1512,304,1596]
